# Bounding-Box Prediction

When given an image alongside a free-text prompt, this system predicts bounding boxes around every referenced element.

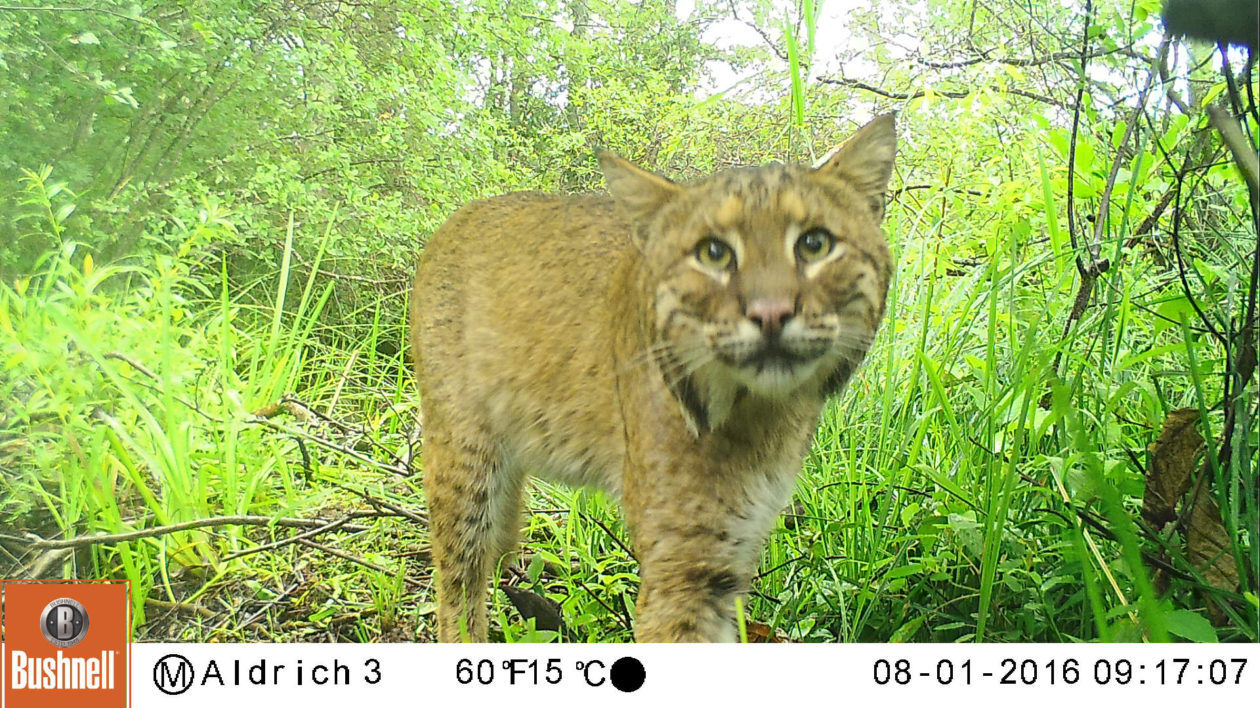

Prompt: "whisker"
[619,338,712,375]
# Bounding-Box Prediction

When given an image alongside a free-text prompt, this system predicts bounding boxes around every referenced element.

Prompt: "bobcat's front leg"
[425,429,525,642]
[628,466,797,642]
[633,541,749,642]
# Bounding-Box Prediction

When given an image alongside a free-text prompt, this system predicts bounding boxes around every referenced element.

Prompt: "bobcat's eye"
[795,228,835,263]
[695,237,735,270]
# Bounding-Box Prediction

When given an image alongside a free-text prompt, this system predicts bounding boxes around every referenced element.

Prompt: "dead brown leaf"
[743,620,790,643]
[498,584,567,636]
[1140,407,1203,529]
[1187,477,1240,604]
[1139,408,1240,619]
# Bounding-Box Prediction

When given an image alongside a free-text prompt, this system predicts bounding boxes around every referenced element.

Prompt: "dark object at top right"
[1162,0,1259,53]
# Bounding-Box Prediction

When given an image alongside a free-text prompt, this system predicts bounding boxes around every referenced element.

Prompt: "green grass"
[1,125,1256,643]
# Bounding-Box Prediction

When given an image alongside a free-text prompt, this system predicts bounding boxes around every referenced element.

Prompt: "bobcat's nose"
[746,298,795,339]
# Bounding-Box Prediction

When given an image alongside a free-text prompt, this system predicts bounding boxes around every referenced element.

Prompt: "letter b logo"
[40,598,89,648]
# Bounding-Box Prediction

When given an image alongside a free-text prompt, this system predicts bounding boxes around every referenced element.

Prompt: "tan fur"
[411,115,897,642]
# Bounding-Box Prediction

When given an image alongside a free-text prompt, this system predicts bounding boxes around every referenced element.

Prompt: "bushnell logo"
[1,580,129,707]
[40,598,90,649]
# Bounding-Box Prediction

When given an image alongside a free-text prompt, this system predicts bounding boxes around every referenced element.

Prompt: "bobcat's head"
[599,115,897,434]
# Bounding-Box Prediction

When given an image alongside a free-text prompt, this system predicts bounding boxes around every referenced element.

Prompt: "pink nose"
[746,298,795,338]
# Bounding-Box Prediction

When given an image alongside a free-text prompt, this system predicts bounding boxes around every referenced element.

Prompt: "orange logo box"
[1,580,130,708]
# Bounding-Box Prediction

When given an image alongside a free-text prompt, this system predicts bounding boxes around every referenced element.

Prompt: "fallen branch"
[297,538,394,576]
[220,516,357,562]
[249,415,411,476]
[3,514,379,551]
[145,598,217,620]
[335,481,429,526]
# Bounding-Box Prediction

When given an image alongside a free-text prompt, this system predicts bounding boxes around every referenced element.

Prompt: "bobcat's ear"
[813,113,897,220]
[597,151,682,227]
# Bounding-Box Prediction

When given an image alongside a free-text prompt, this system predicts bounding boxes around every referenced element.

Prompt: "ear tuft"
[597,151,681,225]
[813,113,897,219]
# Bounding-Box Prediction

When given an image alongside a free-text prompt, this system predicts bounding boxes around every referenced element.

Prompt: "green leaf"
[527,553,545,584]
[1155,295,1196,335]
[1200,81,1227,108]
[886,563,924,579]
[784,16,805,127]
[1165,610,1218,642]
[70,32,100,45]
[888,615,926,642]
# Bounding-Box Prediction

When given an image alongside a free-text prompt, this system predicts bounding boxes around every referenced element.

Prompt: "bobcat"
[410,114,897,642]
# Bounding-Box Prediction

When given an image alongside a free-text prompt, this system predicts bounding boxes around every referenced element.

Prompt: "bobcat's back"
[412,191,631,492]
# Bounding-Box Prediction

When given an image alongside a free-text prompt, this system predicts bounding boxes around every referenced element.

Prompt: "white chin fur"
[731,359,821,398]
[723,319,825,398]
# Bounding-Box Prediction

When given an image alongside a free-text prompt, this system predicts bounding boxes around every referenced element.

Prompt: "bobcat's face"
[645,164,892,401]
[599,116,896,431]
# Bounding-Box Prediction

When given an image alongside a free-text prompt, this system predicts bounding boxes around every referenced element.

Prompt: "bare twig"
[816,76,1064,109]
[334,482,428,526]
[104,351,158,380]
[1047,6,1165,390]
[577,581,635,633]
[2,515,376,551]
[248,415,411,476]
[145,597,217,619]
[914,44,1137,70]
[220,516,357,562]
[577,512,636,561]
[271,394,413,474]
[296,538,392,575]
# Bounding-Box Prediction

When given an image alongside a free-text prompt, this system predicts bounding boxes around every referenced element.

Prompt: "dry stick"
[220,517,356,562]
[576,581,635,634]
[238,576,306,629]
[296,538,395,576]
[145,598,217,620]
[95,355,220,424]
[1157,41,1192,116]
[401,419,423,468]
[103,351,158,380]
[248,415,410,476]
[577,512,636,561]
[1049,472,1134,618]
[272,394,412,475]
[1141,99,1230,350]
[1047,35,1164,387]
[327,349,358,416]
[816,76,1064,109]
[1031,506,1203,585]
[25,548,73,579]
[4,515,375,551]
[335,482,428,526]
[1123,185,1178,248]
[913,44,1138,70]
[1086,40,1164,267]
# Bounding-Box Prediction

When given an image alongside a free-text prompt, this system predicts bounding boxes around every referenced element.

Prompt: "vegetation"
[0,0,1255,642]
